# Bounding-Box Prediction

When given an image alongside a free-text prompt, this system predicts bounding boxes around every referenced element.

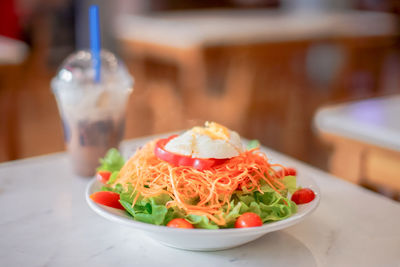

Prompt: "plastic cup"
[51,50,133,176]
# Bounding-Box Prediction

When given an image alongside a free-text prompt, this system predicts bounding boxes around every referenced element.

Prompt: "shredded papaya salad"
[91,122,316,229]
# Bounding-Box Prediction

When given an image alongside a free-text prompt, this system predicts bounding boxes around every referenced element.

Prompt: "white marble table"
[1,135,400,267]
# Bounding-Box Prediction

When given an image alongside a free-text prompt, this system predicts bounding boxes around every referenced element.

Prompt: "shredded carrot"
[113,140,288,226]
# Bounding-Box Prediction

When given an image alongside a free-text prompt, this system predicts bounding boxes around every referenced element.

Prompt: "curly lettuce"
[97,148,125,172]
[103,181,298,229]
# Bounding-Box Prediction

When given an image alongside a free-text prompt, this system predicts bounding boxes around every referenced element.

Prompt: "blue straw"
[89,5,101,82]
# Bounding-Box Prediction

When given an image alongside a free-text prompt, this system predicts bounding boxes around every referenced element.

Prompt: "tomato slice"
[291,188,315,204]
[96,171,111,184]
[276,167,297,178]
[167,218,194,229]
[90,191,125,210]
[235,212,263,228]
[154,135,224,171]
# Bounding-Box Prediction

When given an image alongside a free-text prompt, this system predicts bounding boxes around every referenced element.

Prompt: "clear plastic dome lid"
[51,50,133,114]
[52,49,133,92]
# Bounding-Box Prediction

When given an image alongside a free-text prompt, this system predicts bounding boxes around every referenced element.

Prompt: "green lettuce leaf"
[97,148,125,172]
[247,140,260,150]
[117,185,172,225]
[119,198,169,225]
[227,189,297,225]
[185,214,219,229]
[282,175,298,194]
[101,183,123,194]
[221,201,244,228]
[119,185,140,203]
[107,171,120,185]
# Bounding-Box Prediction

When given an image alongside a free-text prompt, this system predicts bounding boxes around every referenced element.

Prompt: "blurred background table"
[116,9,399,165]
[0,35,28,65]
[1,135,400,266]
[315,95,400,197]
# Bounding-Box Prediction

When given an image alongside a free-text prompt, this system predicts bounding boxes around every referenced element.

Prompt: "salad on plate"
[90,122,316,229]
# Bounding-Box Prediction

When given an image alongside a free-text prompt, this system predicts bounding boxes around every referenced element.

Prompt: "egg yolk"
[191,122,230,141]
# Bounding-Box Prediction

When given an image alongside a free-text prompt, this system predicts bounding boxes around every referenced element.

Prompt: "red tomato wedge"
[235,212,263,228]
[90,191,125,210]
[154,135,225,171]
[291,188,315,204]
[96,171,111,184]
[276,167,297,178]
[167,218,194,229]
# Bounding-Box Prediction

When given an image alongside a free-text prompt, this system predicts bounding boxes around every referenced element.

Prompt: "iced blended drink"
[52,50,133,176]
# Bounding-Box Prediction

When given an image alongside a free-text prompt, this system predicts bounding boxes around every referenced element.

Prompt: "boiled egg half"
[164,122,244,159]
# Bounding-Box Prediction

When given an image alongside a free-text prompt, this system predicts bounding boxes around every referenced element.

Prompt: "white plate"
[86,170,320,251]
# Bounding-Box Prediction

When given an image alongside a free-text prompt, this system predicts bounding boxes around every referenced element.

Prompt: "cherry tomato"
[235,212,263,228]
[154,135,222,171]
[167,218,194,229]
[276,167,297,178]
[291,188,315,204]
[96,171,111,184]
[90,191,124,210]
